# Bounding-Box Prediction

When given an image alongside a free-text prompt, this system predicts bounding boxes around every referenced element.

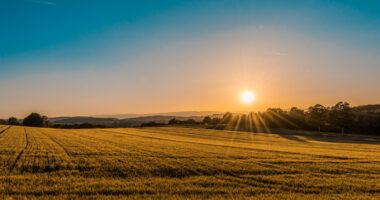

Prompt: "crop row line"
[9,128,29,172]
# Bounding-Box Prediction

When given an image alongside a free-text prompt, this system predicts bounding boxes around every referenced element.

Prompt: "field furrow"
[0,126,379,199]
[7,127,28,173]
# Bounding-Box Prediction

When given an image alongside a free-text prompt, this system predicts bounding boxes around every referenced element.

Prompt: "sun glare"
[240,91,255,104]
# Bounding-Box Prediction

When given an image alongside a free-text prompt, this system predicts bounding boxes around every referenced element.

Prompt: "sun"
[240,90,255,104]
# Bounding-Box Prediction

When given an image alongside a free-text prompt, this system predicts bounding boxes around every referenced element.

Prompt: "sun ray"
[257,113,271,133]
[268,110,300,129]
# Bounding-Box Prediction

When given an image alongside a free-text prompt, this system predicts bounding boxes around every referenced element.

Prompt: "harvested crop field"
[0,125,379,199]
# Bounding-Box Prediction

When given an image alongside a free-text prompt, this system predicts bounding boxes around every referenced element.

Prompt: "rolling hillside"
[49,115,204,127]
[0,125,379,199]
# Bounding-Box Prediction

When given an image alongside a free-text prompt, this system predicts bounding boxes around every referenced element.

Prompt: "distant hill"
[92,111,222,119]
[116,116,204,127]
[48,115,205,127]
[49,117,119,125]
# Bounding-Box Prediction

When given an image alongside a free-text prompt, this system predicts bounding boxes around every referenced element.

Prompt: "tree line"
[0,113,105,129]
[169,102,380,135]
[0,113,48,127]
[1,102,379,135]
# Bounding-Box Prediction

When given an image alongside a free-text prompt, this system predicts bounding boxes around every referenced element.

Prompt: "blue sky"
[1,0,380,117]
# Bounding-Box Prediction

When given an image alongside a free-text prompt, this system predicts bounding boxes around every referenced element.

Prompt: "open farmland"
[0,125,379,199]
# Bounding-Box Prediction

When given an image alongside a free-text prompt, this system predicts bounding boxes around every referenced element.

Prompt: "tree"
[288,107,308,129]
[307,104,328,131]
[289,107,305,117]
[168,118,179,125]
[184,119,197,125]
[23,113,46,127]
[202,116,212,124]
[264,108,289,128]
[0,119,6,125]
[7,117,19,125]
[42,115,50,127]
[222,112,233,123]
[329,102,353,134]
[238,114,248,130]
[210,117,222,125]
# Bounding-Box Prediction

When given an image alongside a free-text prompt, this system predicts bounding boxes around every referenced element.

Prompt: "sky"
[1,0,380,118]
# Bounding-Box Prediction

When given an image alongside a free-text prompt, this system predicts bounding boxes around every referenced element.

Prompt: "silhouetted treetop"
[198,102,379,135]
[23,113,47,127]
[7,117,19,125]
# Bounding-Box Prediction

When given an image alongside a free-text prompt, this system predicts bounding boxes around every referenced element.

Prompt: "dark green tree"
[289,107,305,117]
[23,113,46,127]
[7,117,19,125]
[307,104,328,131]
[329,102,353,134]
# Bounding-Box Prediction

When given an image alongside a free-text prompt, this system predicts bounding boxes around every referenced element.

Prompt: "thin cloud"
[26,0,57,6]
[270,51,289,56]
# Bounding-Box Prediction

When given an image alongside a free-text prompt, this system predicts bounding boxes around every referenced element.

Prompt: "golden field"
[0,125,379,199]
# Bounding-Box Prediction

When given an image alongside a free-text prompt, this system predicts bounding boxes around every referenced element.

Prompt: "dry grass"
[0,125,379,199]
